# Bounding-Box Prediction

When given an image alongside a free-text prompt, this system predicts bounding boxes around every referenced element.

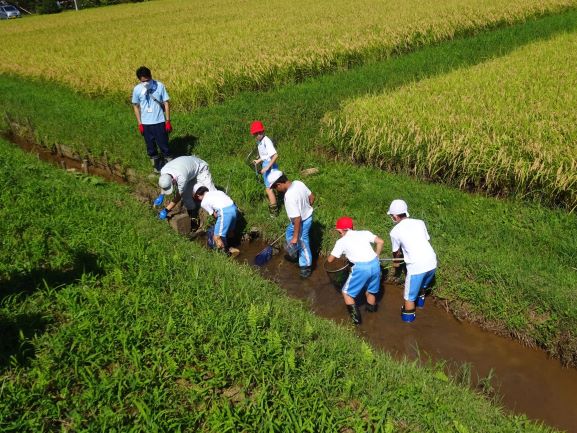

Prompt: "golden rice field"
[1,0,576,111]
[323,31,577,210]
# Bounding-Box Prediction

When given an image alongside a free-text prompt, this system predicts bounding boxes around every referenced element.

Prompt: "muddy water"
[237,241,577,433]
[5,132,131,184]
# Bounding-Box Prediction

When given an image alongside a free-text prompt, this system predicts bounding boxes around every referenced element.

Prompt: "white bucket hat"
[158,173,174,195]
[387,199,409,217]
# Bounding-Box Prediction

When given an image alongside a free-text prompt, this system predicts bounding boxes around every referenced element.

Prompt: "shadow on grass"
[0,313,49,371]
[0,251,103,302]
[170,134,198,158]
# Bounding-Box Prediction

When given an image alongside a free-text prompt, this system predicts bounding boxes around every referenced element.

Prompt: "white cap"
[193,183,201,195]
[387,199,409,217]
[267,169,284,187]
[158,173,174,194]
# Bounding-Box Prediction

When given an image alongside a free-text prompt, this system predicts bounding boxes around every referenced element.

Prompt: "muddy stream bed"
[10,137,577,433]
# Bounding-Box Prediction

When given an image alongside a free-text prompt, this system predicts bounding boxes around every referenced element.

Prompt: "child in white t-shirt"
[387,199,437,322]
[268,170,315,278]
[193,185,238,256]
[327,217,384,325]
[250,121,280,217]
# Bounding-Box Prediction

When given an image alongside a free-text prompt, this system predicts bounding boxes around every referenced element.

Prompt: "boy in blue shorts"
[327,217,384,325]
[387,199,437,322]
[193,185,238,256]
[250,121,279,217]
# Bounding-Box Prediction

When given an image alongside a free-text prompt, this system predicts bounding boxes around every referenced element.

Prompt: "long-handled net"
[323,258,351,290]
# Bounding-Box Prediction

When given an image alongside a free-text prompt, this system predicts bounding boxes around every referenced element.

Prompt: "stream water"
[237,242,577,433]
[9,137,577,433]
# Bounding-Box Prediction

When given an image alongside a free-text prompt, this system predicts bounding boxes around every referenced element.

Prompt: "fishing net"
[323,258,351,290]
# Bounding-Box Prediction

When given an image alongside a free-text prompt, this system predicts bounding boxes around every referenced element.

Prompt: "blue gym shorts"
[404,268,436,301]
[215,204,237,237]
[262,159,279,188]
[342,257,381,299]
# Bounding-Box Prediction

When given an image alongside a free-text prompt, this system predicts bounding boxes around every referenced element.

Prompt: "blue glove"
[159,208,169,220]
[153,194,164,207]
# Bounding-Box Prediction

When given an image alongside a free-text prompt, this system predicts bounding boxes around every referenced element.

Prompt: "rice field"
[323,30,577,210]
[1,0,576,110]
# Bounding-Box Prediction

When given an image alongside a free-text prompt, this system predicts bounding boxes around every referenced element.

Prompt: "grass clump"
[324,28,577,210]
[0,0,576,110]
[0,139,559,431]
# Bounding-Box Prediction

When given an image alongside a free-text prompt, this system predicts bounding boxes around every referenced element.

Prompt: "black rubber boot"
[347,304,362,325]
[366,303,378,313]
[299,266,312,279]
[150,157,161,174]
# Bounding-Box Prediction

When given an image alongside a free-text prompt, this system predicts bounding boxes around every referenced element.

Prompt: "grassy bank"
[0,0,576,110]
[0,138,556,432]
[323,29,577,210]
[1,9,577,369]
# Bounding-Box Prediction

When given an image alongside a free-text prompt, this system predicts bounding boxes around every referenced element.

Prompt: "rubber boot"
[150,157,161,174]
[347,304,362,325]
[164,155,174,163]
[299,266,312,279]
[269,203,279,218]
[401,306,416,323]
[366,303,378,313]
[416,293,426,309]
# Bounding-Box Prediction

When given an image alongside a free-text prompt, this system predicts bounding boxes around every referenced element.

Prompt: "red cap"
[250,121,265,135]
[335,216,353,230]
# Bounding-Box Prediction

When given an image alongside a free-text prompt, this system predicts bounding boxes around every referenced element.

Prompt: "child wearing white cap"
[387,199,437,322]
[193,185,238,255]
[268,170,315,278]
[155,155,216,220]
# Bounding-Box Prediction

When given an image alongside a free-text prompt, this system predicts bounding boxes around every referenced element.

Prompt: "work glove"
[153,194,164,207]
[165,120,173,133]
[138,124,144,135]
[159,208,169,220]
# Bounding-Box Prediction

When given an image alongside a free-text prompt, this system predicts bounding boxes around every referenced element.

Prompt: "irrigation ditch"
[6,134,577,433]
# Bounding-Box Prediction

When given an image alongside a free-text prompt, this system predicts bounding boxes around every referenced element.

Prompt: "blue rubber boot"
[401,306,416,323]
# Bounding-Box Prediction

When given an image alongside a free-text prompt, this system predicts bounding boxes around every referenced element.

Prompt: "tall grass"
[1,9,577,366]
[324,30,577,210]
[0,138,557,431]
[0,0,576,110]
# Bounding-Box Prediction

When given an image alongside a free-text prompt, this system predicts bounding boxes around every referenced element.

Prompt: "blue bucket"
[401,308,416,323]
[416,294,426,309]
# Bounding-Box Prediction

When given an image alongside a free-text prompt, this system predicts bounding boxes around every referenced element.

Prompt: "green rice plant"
[0,139,559,431]
[324,29,577,210]
[0,0,576,110]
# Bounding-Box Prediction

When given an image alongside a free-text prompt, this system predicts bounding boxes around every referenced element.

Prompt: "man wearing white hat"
[387,199,437,322]
[268,170,315,278]
[155,155,216,220]
[193,184,238,255]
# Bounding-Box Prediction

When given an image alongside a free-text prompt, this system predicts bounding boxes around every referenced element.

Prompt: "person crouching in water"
[250,121,280,217]
[268,170,314,278]
[387,199,437,322]
[327,217,384,325]
[193,185,239,256]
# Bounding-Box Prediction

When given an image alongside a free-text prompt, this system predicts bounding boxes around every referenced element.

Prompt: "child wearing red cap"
[250,121,280,217]
[327,217,384,325]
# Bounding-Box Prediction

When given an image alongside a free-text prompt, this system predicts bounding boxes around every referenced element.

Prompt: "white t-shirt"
[284,180,313,220]
[160,156,207,195]
[201,190,234,214]
[389,218,437,274]
[330,230,377,263]
[257,136,277,161]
